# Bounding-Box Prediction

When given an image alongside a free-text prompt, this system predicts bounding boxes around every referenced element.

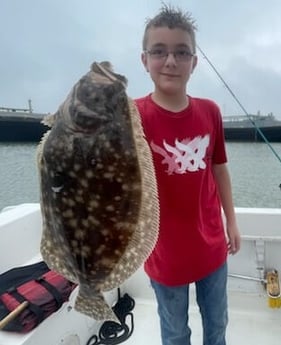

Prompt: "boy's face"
[142,27,197,96]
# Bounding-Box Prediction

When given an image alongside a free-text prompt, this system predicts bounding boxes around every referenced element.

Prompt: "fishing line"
[196,45,281,165]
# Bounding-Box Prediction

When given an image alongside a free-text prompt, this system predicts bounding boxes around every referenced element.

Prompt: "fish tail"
[74,289,118,322]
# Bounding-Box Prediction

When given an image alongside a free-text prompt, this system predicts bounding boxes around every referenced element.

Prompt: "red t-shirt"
[135,94,228,286]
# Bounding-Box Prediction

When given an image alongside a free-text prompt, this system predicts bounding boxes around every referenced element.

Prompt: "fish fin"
[42,112,57,127]
[102,99,159,292]
[74,289,118,322]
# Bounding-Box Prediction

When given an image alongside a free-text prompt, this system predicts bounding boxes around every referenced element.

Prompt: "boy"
[135,4,241,345]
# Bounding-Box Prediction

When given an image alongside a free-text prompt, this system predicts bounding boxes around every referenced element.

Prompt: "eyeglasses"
[144,48,195,62]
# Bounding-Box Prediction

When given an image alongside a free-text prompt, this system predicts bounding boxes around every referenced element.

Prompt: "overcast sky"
[1,0,281,119]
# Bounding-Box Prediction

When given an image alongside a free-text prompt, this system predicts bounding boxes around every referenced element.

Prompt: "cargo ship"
[223,113,281,142]
[1,102,281,143]
[0,101,48,142]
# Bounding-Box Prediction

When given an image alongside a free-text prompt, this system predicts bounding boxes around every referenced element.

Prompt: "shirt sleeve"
[212,104,227,164]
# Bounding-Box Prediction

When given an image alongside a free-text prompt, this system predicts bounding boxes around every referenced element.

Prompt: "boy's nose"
[164,52,177,66]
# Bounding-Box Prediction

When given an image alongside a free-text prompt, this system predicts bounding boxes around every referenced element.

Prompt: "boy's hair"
[142,3,197,52]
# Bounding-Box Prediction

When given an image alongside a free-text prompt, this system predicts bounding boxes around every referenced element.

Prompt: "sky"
[1,0,281,119]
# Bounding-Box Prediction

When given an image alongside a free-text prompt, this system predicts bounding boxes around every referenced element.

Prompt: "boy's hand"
[226,223,241,255]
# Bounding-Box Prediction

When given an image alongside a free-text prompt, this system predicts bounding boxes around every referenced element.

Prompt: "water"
[0,142,280,211]
[225,143,281,208]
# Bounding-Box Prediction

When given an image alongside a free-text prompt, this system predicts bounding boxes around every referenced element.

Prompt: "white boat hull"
[0,204,280,345]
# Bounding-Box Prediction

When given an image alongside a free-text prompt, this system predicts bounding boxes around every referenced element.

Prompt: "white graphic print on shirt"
[151,134,210,175]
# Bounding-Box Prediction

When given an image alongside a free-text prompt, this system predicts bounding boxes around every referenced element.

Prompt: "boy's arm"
[212,163,241,255]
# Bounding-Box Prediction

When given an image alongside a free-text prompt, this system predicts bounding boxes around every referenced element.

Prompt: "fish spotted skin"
[37,62,159,321]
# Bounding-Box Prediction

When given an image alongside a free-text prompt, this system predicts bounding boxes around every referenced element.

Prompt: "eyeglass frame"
[144,48,195,62]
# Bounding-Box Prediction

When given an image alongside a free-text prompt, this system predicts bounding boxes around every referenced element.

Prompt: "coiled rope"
[86,288,135,345]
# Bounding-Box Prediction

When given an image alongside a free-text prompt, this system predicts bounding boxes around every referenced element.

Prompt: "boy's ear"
[141,52,149,72]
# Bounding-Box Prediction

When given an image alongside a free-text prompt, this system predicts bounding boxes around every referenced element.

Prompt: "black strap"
[8,288,44,325]
[0,261,49,295]
[35,277,64,308]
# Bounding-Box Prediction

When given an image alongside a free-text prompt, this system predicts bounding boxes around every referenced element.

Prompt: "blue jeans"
[150,263,228,345]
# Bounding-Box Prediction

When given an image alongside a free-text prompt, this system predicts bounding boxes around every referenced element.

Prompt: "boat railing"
[0,99,33,114]
[222,114,274,122]
[0,106,32,114]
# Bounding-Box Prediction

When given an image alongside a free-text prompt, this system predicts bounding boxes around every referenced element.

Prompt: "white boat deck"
[0,204,281,345]
[122,267,281,345]
[0,275,280,345]
[126,294,281,345]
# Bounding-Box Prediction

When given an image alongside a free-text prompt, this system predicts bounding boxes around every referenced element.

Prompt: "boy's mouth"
[160,73,180,78]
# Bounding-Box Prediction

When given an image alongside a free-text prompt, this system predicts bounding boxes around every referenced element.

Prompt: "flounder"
[37,61,159,321]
